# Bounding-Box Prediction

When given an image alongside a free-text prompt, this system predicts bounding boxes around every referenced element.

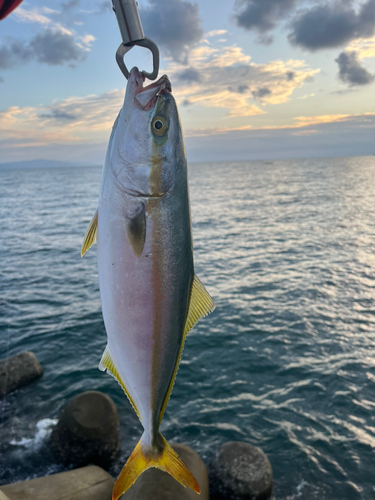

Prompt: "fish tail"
[112,432,200,499]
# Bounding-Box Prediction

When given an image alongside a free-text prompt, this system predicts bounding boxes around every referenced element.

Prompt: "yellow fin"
[112,433,200,500]
[99,346,140,419]
[183,275,215,341]
[81,209,98,257]
[159,275,215,423]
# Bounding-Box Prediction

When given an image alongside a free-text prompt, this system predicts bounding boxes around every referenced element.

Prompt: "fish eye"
[152,116,167,136]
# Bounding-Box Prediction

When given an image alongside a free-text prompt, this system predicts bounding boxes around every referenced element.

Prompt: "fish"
[81,67,215,499]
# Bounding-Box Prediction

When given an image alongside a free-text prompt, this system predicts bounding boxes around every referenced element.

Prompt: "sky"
[0,0,374,164]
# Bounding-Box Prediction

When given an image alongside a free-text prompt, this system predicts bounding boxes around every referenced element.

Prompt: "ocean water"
[1,156,375,499]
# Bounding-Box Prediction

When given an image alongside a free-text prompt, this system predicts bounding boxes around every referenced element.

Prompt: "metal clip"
[112,0,160,81]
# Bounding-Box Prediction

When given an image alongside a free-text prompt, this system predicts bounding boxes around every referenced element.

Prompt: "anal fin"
[81,209,98,257]
[99,346,140,419]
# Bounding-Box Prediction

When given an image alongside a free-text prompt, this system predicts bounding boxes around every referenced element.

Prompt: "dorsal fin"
[99,346,140,419]
[81,209,98,257]
[159,275,215,423]
[182,275,215,341]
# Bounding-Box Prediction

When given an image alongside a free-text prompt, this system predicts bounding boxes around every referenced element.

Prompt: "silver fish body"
[82,67,214,499]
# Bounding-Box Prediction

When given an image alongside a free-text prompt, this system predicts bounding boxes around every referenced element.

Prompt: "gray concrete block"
[0,465,114,500]
[0,352,43,395]
[50,391,119,469]
[209,441,273,500]
[122,443,209,500]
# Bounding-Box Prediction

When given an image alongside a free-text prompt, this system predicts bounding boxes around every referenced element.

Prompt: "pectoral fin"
[126,203,146,257]
[99,346,140,419]
[81,209,98,257]
[159,275,215,423]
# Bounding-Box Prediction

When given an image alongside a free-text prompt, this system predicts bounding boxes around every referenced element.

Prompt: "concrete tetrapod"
[0,352,43,395]
[122,443,209,500]
[209,442,273,500]
[0,465,114,500]
[50,391,119,469]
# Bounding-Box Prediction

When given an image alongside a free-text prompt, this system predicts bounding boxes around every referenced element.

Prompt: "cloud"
[235,0,297,41]
[166,44,319,117]
[335,51,375,86]
[293,114,352,127]
[227,84,249,93]
[0,45,319,148]
[80,1,112,14]
[49,0,85,27]
[13,6,52,25]
[0,5,95,78]
[2,113,374,164]
[39,109,77,121]
[286,70,295,81]
[62,0,80,11]
[176,67,202,82]
[234,0,375,52]
[0,89,124,146]
[139,0,204,63]
[7,5,95,58]
[206,30,228,38]
[29,29,87,65]
[252,87,272,100]
[2,91,374,163]
[183,113,375,163]
[96,1,112,13]
[0,41,318,148]
[330,88,358,95]
[347,37,375,59]
[289,0,375,51]
[77,34,96,49]
[183,113,371,137]
[0,30,89,76]
[0,39,32,69]
[297,93,315,99]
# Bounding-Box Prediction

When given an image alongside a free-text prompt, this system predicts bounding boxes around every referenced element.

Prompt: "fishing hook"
[112,0,160,81]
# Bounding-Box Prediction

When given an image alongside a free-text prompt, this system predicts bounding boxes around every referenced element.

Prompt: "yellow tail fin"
[112,433,200,500]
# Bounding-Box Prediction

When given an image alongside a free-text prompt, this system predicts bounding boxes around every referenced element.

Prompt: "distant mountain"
[0,159,99,170]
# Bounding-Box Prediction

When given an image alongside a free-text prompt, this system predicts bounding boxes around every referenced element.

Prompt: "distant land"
[0,159,100,170]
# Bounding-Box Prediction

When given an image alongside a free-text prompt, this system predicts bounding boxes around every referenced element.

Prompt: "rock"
[0,465,114,500]
[122,443,209,500]
[209,441,273,500]
[50,391,119,469]
[0,352,43,395]
[0,491,11,500]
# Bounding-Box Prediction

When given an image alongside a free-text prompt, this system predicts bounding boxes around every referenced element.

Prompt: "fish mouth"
[131,67,172,110]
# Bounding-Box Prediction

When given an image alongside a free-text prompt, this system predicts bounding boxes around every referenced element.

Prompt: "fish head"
[112,67,185,198]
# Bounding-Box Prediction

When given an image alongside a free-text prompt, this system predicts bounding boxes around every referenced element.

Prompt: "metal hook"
[115,38,160,81]
[112,0,160,81]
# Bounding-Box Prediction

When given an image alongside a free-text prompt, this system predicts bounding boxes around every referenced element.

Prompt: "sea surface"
[1,156,375,499]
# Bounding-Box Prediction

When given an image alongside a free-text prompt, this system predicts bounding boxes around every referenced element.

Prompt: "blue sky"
[0,0,374,164]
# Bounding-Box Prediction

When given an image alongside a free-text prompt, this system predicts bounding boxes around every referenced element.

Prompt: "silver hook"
[112,0,160,81]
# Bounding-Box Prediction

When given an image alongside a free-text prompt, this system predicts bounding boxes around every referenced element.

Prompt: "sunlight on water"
[1,156,375,499]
